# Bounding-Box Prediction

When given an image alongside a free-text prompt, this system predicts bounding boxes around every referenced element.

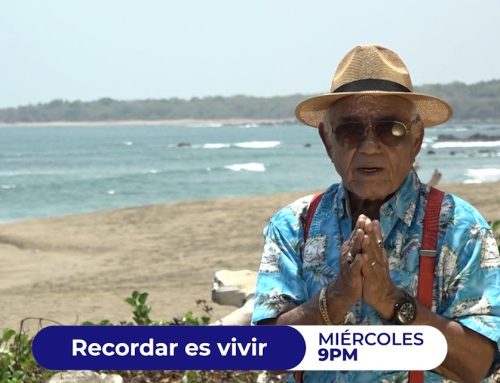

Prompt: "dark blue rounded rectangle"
[33,325,305,370]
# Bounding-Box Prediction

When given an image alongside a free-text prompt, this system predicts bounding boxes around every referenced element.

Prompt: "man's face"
[319,95,424,201]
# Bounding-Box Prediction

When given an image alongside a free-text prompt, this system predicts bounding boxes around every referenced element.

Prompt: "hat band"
[334,79,411,93]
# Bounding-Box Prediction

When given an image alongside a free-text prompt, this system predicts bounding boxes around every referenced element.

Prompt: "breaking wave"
[224,163,266,172]
[464,168,500,183]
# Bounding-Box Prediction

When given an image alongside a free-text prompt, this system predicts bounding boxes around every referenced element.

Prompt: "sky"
[0,0,499,108]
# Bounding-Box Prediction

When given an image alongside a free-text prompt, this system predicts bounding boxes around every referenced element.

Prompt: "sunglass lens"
[334,123,365,148]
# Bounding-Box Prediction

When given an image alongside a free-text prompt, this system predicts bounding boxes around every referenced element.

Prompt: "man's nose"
[358,127,382,153]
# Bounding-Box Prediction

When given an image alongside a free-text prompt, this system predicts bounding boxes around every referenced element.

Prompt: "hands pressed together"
[327,214,402,321]
[318,215,497,382]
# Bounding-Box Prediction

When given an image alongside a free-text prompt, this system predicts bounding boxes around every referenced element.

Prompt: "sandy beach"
[0,183,499,332]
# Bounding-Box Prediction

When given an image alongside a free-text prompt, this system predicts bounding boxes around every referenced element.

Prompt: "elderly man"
[252,45,499,383]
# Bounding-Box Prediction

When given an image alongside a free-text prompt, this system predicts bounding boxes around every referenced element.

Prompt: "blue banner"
[33,325,305,370]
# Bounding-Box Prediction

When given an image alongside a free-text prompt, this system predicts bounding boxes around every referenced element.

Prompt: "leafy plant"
[125,290,153,325]
[0,323,53,383]
[170,300,213,326]
[82,319,113,326]
[0,292,266,383]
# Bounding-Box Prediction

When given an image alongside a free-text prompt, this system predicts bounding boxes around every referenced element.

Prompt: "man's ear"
[411,120,425,157]
[318,122,334,160]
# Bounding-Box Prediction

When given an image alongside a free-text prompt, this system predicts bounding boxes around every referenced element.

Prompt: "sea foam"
[432,140,500,149]
[234,141,281,149]
[202,141,281,149]
[203,143,231,149]
[464,168,500,183]
[224,163,266,172]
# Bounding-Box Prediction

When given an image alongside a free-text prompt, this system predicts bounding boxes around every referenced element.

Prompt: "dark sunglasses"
[333,120,412,148]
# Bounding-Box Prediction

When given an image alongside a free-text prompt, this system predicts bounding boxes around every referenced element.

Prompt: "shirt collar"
[333,183,348,218]
[381,169,421,226]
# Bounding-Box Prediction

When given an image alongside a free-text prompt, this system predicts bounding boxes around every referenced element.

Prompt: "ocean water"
[1,122,499,222]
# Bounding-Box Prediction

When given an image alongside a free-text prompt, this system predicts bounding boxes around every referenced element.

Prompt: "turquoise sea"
[1,122,500,222]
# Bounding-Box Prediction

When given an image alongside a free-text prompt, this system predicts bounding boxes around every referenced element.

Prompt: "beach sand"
[0,182,499,332]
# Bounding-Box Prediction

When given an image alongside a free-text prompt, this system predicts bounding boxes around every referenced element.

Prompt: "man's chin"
[345,183,394,202]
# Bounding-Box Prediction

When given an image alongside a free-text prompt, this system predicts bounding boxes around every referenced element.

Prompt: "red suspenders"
[409,186,445,383]
[299,187,444,383]
[304,192,324,240]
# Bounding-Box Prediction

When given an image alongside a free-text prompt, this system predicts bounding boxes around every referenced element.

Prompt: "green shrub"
[0,325,52,383]
[0,291,232,382]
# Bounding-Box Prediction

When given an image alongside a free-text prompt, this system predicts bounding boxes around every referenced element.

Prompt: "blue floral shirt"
[252,171,500,383]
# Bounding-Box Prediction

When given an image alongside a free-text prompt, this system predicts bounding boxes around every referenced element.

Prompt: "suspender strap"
[304,192,324,241]
[409,186,445,383]
[419,186,445,308]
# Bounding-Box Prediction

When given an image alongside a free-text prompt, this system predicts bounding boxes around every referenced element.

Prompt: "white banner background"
[290,325,447,371]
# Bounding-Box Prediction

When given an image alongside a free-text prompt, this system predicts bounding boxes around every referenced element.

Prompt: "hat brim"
[295,91,453,128]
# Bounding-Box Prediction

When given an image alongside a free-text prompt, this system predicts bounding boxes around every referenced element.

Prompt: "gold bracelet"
[319,286,333,325]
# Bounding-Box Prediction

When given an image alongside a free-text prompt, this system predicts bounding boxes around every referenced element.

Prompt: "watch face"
[397,302,417,324]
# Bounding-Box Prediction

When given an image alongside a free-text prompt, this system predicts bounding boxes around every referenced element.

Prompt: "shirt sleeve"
[251,196,312,324]
[436,195,500,353]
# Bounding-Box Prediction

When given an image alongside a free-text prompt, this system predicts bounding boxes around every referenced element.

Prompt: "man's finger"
[364,217,373,234]
[372,220,383,245]
[355,214,368,230]
[349,251,364,273]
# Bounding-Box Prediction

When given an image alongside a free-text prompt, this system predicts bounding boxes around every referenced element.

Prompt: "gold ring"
[377,239,383,248]
[371,261,376,267]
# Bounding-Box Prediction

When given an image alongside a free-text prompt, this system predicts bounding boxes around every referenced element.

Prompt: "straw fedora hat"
[295,45,453,128]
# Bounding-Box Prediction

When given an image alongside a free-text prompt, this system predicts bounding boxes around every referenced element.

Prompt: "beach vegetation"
[0,326,51,383]
[0,290,257,382]
[125,290,152,325]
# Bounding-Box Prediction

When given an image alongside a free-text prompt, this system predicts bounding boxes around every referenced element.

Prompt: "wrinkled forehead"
[327,95,417,122]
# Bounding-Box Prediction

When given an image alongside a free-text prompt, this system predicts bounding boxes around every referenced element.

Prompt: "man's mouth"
[358,167,383,174]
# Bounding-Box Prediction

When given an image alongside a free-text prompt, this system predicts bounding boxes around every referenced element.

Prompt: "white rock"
[99,373,123,383]
[46,370,123,383]
[211,269,257,308]
[256,371,271,383]
[256,371,283,383]
[211,298,255,325]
